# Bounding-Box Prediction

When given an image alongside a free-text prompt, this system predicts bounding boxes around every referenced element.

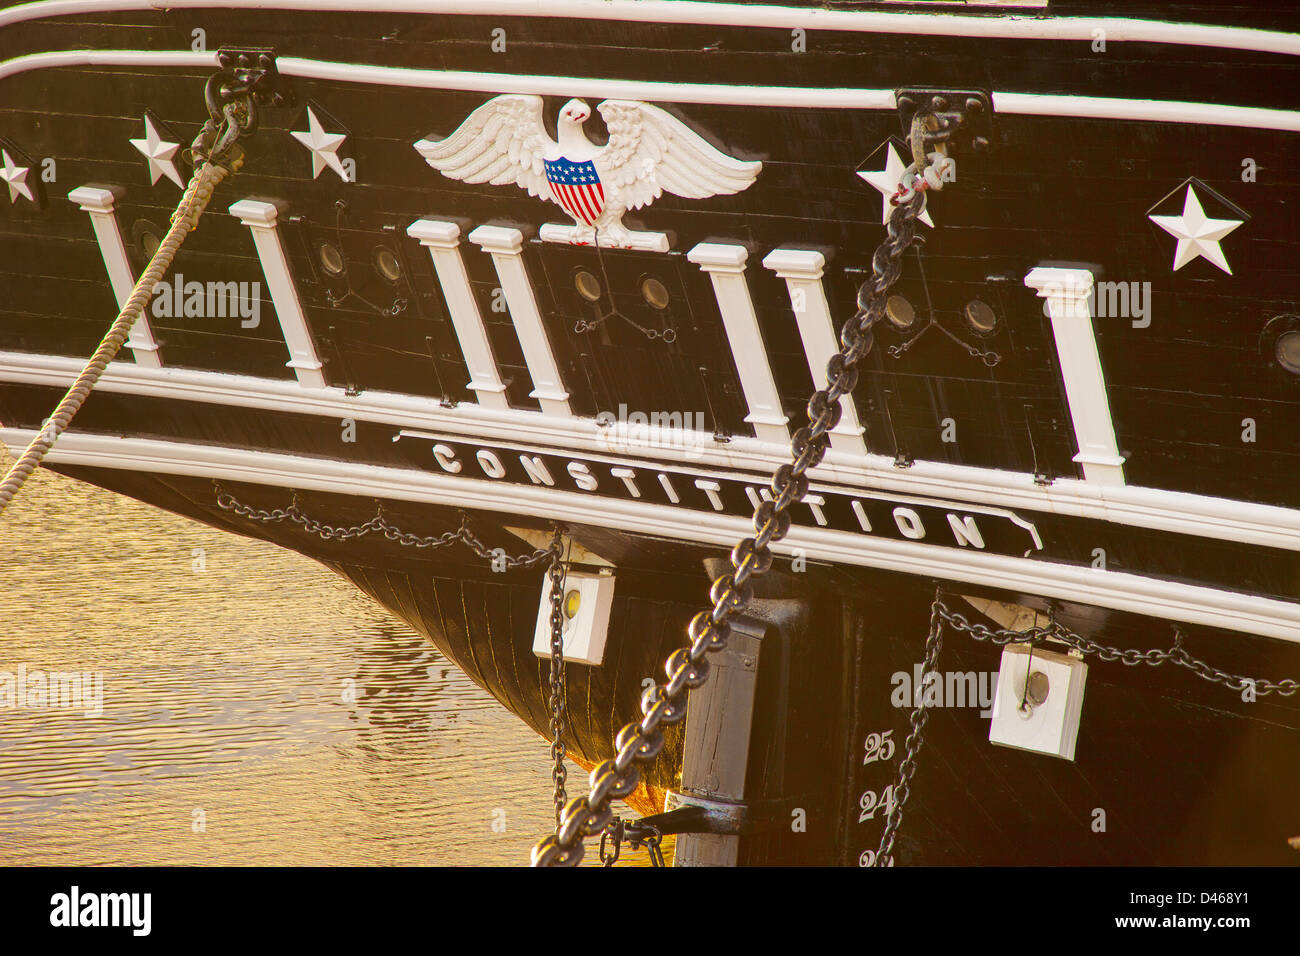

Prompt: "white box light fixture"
[989,643,1088,761]
[532,569,615,666]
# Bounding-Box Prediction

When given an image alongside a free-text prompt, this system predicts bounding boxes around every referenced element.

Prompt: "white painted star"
[0,149,33,203]
[129,115,183,187]
[291,107,348,181]
[1148,184,1243,274]
[856,141,934,227]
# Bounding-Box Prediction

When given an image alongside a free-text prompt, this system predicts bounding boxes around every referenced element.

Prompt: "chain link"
[599,819,624,867]
[595,816,668,868]
[874,594,944,867]
[935,599,1300,698]
[546,540,568,826]
[530,143,931,866]
[213,482,556,569]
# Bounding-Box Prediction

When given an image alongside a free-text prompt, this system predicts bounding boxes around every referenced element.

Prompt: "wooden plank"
[674,616,765,867]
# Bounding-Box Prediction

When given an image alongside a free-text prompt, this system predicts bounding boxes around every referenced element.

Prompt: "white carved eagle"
[414,95,762,248]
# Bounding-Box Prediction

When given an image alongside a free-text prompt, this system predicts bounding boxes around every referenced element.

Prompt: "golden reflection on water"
[0,467,658,865]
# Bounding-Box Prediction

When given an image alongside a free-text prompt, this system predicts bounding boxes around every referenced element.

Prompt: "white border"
[2,51,1300,132]
[2,351,1299,555]
[393,423,1046,551]
[4,426,1295,643]
[4,2,1300,59]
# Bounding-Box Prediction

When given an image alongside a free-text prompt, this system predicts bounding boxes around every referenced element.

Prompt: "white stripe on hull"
[4,426,1296,643]
[3,351,1299,555]
[5,2,1300,60]
[3,51,1300,132]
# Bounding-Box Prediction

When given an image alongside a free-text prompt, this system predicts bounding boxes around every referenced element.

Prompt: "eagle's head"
[559,99,592,126]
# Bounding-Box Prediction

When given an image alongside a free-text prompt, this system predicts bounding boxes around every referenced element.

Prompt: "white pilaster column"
[407,219,510,410]
[687,242,790,445]
[1025,266,1126,486]
[228,199,326,388]
[762,248,868,456]
[67,186,162,368]
[467,225,571,416]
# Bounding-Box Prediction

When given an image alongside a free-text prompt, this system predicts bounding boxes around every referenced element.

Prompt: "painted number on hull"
[863,730,895,764]
[858,785,897,823]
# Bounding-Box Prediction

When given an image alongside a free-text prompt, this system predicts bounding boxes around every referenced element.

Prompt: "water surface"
[0,466,632,866]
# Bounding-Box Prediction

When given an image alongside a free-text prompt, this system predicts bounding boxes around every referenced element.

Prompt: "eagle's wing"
[594,100,762,211]
[414,94,555,202]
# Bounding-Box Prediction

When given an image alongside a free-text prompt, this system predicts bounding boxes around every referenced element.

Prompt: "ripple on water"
[0,469,652,865]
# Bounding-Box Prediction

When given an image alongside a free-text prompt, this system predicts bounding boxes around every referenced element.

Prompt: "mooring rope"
[0,145,241,517]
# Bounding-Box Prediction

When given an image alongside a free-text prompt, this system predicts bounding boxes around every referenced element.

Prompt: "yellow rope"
[0,152,243,516]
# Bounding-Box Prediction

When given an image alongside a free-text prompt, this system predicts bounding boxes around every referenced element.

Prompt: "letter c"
[432,443,462,473]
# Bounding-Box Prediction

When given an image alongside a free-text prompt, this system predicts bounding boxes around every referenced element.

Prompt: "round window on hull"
[1260,315,1300,380]
[373,246,402,283]
[1276,330,1300,375]
[640,276,670,310]
[318,242,345,276]
[963,299,998,335]
[129,219,164,264]
[574,269,602,302]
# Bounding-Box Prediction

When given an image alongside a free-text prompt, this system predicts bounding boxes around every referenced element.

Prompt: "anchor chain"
[874,594,944,867]
[545,540,569,826]
[935,597,1300,698]
[213,483,559,569]
[530,114,939,867]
